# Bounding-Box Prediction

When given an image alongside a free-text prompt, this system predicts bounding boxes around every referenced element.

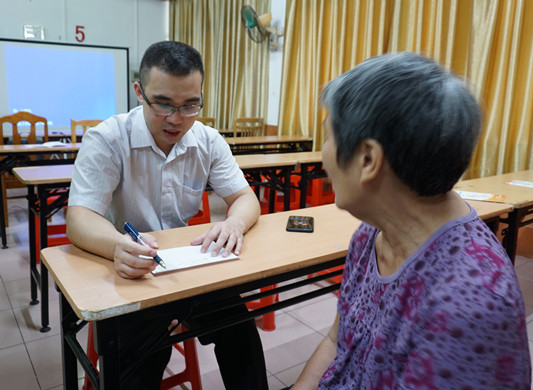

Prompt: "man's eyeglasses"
[139,84,203,117]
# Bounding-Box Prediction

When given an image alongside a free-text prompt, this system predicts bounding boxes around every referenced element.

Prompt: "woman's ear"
[359,139,384,183]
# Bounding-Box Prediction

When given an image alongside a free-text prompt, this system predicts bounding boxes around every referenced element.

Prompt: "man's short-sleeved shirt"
[68,106,248,232]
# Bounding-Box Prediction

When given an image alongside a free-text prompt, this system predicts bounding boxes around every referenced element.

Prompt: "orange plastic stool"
[33,195,70,264]
[260,174,301,214]
[309,265,344,285]
[306,178,335,207]
[34,214,70,264]
[82,322,202,390]
[188,192,211,226]
[161,337,203,390]
[245,285,278,331]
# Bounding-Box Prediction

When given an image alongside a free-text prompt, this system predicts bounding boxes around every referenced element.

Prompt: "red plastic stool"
[34,195,70,264]
[245,285,279,331]
[83,322,202,390]
[306,178,335,206]
[34,214,70,264]
[260,174,301,214]
[161,337,203,390]
[309,265,344,284]
[188,192,211,226]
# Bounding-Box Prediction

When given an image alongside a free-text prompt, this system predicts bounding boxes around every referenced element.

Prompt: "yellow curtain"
[279,0,533,179]
[169,0,270,130]
[468,0,533,177]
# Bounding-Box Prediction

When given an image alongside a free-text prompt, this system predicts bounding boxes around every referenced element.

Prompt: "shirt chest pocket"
[178,185,205,222]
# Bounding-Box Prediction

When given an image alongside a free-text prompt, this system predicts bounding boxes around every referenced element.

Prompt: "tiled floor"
[1,189,533,389]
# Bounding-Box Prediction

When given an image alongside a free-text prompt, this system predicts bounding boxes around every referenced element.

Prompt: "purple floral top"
[319,207,531,389]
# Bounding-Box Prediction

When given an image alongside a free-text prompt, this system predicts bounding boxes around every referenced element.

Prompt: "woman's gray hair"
[321,52,482,196]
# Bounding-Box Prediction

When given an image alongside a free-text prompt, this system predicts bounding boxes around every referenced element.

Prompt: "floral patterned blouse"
[320,207,531,389]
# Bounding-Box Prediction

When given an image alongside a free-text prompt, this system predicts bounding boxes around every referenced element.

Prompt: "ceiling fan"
[240,5,284,51]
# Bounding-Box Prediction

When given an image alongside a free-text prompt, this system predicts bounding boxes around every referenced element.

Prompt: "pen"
[124,222,167,269]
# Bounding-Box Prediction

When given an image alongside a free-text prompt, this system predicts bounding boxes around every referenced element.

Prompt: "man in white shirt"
[67,40,267,389]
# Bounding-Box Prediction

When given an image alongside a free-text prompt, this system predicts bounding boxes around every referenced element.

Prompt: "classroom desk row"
[0,143,81,248]
[9,152,323,332]
[11,155,514,337]
[10,150,533,336]
[0,136,312,247]
[41,201,513,389]
[454,170,533,263]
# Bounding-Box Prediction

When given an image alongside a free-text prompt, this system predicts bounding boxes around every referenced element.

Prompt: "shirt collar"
[130,107,199,156]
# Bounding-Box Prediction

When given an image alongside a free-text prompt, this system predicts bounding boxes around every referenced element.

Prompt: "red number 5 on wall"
[75,26,85,42]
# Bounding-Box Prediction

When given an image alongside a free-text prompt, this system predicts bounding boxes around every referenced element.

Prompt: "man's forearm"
[225,187,261,234]
[66,205,122,260]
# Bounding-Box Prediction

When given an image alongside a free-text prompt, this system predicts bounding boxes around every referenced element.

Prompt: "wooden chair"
[197,117,215,128]
[233,117,265,137]
[0,111,48,145]
[0,112,49,227]
[70,119,102,143]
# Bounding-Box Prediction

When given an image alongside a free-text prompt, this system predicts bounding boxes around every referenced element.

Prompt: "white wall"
[0,0,169,110]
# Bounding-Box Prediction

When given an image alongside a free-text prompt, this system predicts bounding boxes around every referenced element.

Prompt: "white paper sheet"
[506,180,533,189]
[455,190,505,202]
[151,243,238,275]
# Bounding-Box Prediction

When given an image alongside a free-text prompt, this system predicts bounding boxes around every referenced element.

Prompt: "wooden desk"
[240,151,326,209]
[14,162,512,338]
[235,154,300,212]
[43,205,358,388]
[49,131,83,143]
[217,129,236,137]
[455,170,533,262]
[11,159,298,332]
[0,143,80,248]
[12,164,74,332]
[225,135,313,155]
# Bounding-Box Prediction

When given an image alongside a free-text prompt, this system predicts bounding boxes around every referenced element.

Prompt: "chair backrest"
[0,111,48,145]
[234,117,265,137]
[197,117,215,127]
[70,119,103,143]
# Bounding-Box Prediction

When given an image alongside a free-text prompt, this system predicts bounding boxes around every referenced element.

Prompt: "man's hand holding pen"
[114,231,160,279]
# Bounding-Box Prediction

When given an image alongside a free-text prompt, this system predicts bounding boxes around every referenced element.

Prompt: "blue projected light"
[4,45,117,127]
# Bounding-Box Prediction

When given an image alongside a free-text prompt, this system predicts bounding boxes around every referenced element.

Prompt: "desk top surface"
[42,204,359,321]
[455,170,533,207]
[0,142,81,154]
[234,153,300,169]
[41,200,511,321]
[12,164,74,185]
[224,135,313,145]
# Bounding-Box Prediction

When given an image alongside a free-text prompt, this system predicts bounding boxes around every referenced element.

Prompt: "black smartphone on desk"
[286,216,314,233]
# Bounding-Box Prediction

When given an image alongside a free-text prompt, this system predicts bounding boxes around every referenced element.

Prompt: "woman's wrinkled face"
[321,116,362,213]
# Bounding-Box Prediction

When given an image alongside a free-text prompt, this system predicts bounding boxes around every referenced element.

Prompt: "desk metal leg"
[283,169,291,211]
[95,318,121,389]
[38,186,50,332]
[28,185,39,305]
[299,165,309,209]
[60,293,80,389]
[501,210,518,265]
[0,177,6,248]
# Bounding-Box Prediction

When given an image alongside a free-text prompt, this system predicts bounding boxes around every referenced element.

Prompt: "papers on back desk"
[506,180,533,189]
[455,190,505,202]
[151,243,238,275]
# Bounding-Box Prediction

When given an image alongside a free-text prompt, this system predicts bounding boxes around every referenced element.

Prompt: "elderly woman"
[292,53,531,389]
